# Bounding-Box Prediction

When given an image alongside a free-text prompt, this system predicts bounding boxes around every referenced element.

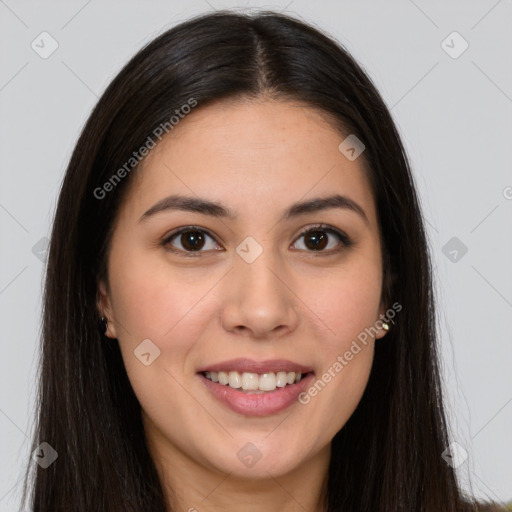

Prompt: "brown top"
[476,503,512,512]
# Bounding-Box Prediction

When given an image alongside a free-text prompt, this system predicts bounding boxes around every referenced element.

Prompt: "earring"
[382,318,395,331]
[99,316,108,336]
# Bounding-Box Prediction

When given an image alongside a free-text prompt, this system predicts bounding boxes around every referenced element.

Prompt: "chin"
[205,437,305,480]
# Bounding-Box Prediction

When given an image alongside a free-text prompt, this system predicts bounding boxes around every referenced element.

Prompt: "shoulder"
[474,502,512,512]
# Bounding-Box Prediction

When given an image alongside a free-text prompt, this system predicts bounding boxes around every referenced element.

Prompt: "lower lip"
[198,372,315,417]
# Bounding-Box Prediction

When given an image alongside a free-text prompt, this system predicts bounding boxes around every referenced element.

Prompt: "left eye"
[292,226,349,252]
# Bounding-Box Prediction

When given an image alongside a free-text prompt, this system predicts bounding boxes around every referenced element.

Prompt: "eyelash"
[161,223,353,258]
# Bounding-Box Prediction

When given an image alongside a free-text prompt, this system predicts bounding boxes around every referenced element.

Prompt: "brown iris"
[303,230,328,251]
[179,231,206,251]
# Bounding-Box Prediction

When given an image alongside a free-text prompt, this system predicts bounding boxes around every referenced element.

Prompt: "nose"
[220,247,300,339]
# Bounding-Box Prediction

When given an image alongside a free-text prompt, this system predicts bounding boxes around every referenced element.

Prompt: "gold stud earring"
[382,318,395,332]
[99,316,108,336]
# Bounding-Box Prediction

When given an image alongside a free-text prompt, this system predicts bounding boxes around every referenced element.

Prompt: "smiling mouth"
[200,370,313,393]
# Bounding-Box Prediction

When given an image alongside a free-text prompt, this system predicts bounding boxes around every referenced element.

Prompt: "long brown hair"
[20,10,504,512]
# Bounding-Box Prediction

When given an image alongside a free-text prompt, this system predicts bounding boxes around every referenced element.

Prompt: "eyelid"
[162,224,218,242]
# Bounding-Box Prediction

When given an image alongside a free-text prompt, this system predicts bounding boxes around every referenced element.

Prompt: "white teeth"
[241,372,259,390]
[203,370,306,391]
[286,372,296,385]
[204,371,219,383]
[259,373,277,391]
[228,371,242,388]
[275,371,288,388]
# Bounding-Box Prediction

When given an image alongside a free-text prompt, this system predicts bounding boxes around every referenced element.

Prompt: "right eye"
[162,226,223,257]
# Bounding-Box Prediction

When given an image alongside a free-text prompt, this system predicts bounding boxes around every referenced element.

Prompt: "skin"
[98,97,389,512]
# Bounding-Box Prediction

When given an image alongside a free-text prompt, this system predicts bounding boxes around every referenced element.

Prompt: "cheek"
[307,258,383,350]
[308,349,374,446]
[294,257,380,435]
[106,250,213,419]
[106,245,222,399]
[107,244,218,341]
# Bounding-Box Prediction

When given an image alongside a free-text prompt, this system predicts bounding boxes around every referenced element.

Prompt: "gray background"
[1,0,511,509]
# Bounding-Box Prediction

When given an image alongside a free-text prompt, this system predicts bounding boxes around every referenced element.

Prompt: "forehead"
[123,98,378,228]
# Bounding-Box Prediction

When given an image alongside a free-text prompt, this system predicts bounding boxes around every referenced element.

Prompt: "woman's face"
[99,98,388,482]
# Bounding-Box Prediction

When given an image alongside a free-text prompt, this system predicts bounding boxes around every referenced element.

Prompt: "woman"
[20,9,509,512]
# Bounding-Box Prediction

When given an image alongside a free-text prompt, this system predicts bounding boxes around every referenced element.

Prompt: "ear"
[97,279,118,339]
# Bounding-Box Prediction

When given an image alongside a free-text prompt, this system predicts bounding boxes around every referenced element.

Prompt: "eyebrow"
[138,193,369,225]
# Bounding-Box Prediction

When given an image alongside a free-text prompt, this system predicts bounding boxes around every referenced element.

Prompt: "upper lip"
[197,358,314,375]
